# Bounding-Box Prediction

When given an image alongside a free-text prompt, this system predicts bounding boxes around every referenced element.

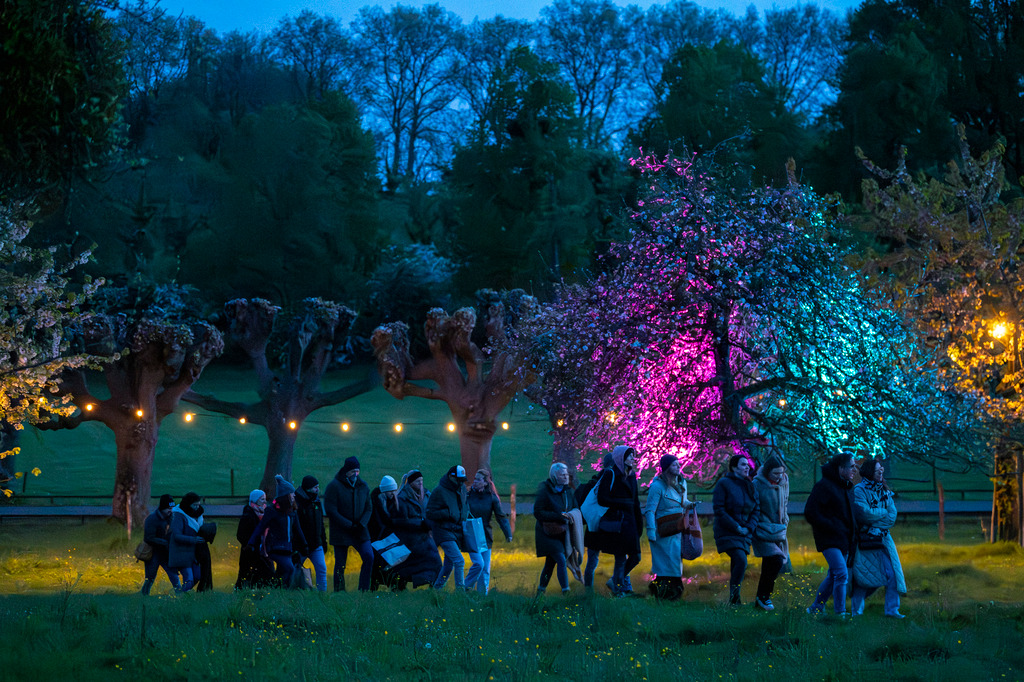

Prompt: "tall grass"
[1,517,1022,681]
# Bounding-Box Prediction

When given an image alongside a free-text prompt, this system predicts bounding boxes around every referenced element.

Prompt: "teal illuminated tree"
[516,154,977,480]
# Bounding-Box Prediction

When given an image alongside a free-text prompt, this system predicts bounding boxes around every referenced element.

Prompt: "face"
[733,459,750,477]
[839,457,857,482]
[554,467,570,486]
[189,500,201,512]
[667,460,681,476]
[309,484,320,496]
[768,466,785,484]
[346,468,360,482]
[625,451,637,468]
[473,472,487,490]
[410,478,424,494]
[872,463,884,482]
[286,492,296,506]
[384,490,396,500]
[254,495,267,511]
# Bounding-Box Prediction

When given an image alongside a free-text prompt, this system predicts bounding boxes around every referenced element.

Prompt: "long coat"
[595,465,642,555]
[712,472,759,554]
[168,508,203,569]
[533,479,577,558]
[295,489,328,553]
[644,476,691,577]
[468,488,512,548]
[803,460,856,554]
[751,471,790,559]
[324,470,371,546]
[389,486,442,587]
[143,509,173,562]
[426,474,468,546]
[851,481,906,593]
[235,505,273,589]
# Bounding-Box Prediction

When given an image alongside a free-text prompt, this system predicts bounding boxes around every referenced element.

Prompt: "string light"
[84,404,95,412]
[501,422,509,430]
[288,421,298,430]
[239,417,247,424]
[341,422,350,432]
[556,418,565,428]
[394,423,403,433]
[447,423,456,432]
[184,413,194,422]
[135,409,144,418]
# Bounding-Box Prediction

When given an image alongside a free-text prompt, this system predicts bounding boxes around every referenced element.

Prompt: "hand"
[647,531,657,543]
[740,527,750,536]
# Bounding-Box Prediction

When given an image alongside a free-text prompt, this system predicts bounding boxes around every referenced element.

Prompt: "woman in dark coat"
[169,491,207,591]
[574,453,613,589]
[466,469,512,594]
[141,494,179,595]
[390,470,442,588]
[533,463,578,595]
[235,489,274,590]
[248,476,308,588]
[804,452,858,615]
[295,476,329,592]
[595,445,643,596]
[712,453,759,605]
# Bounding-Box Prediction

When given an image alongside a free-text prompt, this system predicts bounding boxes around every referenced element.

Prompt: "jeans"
[176,563,199,591]
[268,551,295,586]
[301,546,328,592]
[757,554,785,600]
[144,555,180,589]
[583,549,601,587]
[612,552,640,587]
[851,552,900,616]
[726,548,748,589]
[465,548,491,594]
[333,541,374,591]
[810,548,849,614]
[539,553,568,591]
[433,540,466,589]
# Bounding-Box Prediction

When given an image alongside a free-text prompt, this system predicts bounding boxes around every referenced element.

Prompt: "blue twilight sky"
[165,0,864,34]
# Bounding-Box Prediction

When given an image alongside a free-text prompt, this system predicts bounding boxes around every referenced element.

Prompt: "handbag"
[656,513,684,538]
[542,521,568,537]
[858,528,888,551]
[680,508,703,560]
[580,470,614,532]
[133,541,153,562]
[598,509,623,533]
[371,533,411,567]
[462,516,488,554]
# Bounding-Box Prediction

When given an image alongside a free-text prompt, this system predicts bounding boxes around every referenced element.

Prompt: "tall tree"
[270,10,363,103]
[371,289,536,480]
[183,298,374,495]
[351,4,463,187]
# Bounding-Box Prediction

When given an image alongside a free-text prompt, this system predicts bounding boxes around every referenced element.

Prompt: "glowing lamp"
[501,422,509,430]
[135,409,144,418]
[239,417,247,424]
[288,421,298,430]
[556,418,565,428]
[992,322,1010,339]
[394,423,403,433]
[341,422,350,432]
[447,423,456,432]
[778,399,787,407]
[184,413,194,423]
[84,404,95,411]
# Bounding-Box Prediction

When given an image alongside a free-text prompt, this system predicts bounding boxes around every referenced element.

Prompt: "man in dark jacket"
[426,465,469,590]
[141,494,180,595]
[324,456,373,591]
[805,452,858,615]
[296,475,329,592]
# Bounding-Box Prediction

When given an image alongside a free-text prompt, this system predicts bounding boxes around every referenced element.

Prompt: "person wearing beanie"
[248,476,308,588]
[140,494,180,595]
[644,455,697,601]
[169,492,207,592]
[235,490,273,590]
[427,464,471,590]
[295,474,329,591]
[751,455,790,611]
[378,470,441,589]
[324,457,373,591]
[466,469,512,595]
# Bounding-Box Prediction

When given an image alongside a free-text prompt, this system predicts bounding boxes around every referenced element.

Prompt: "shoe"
[561,588,571,596]
[728,586,742,605]
[806,604,824,615]
[623,576,633,593]
[606,578,620,594]
[754,597,774,611]
[885,612,906,619]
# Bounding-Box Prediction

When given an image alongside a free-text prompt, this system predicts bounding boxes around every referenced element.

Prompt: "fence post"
[230,469,235,497]
[937,482,945,541]
[510,484,517,534]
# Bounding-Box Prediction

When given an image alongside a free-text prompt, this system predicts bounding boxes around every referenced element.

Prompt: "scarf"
[172,505,203,532]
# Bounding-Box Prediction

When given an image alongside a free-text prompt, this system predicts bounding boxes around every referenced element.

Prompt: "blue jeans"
[144,555,180,589]
[269,551,295,586]
[583,549,601,587]
[434,540,466,589]
[851,553,900,616]
[539,553,568,591]
[333,541,374,591]
[612,552,640,588]
[810,548,849,614]
[301,546,328,592]
[175,563,199,591]
[465,548,491,594]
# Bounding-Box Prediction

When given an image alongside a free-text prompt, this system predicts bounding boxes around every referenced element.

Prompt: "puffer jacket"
[712,472,759,554]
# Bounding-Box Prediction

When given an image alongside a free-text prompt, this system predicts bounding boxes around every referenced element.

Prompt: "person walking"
[596,445,643,596]
[851,458,906,618]
[235,489,273,590]
[295,475,329,592]
[169,491,207,592]
[751,455,790,611]
[466,469,512,594]
[804,452,858,616]
[644,455,696,601]
[426,465,470,591]
[248,475,308,587]
[575,453,613,590]
[712,453,759,605]
[140,494,180,595]
[324,456,373,592]
[389,470,442,588]
[534,463,578,596]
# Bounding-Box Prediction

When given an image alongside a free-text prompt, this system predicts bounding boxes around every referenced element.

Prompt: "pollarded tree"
[38,284,223,530]
[517,154,977,481]
[183,298,374,495]
[371,289,537,480]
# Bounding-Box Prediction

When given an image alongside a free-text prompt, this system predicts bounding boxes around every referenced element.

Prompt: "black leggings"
[726,549,748,589]
[757,555,786,599]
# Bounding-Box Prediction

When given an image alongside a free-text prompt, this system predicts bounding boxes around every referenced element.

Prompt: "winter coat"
[712,472,759,554]
[426,474,468,546]
[143,509,173,561]
[369,487,394,541]
[295,488,328,553]
[595,465,642,555]
[804,460,856,554]
[468,488,512,548]
[387,485,442,587]
[393,486,433,546]
[168,507,204,569]
[533,479,578,558]
[644,476,691,577]
[575,473,603,550]
[752,471,790,559]
[851,481,906,593]
[248,502,307,556]
[324,469,371,546]
[235,505,273,589]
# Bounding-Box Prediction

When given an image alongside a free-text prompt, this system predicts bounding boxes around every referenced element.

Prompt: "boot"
[729,585,742,605]
[140,579,154,596]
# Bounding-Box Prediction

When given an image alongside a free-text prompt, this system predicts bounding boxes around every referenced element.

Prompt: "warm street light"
[341,422,350,432]
[184,413,194,422]
[447,423,456,432]
[394,423,403,433]
[992,322,1010,339]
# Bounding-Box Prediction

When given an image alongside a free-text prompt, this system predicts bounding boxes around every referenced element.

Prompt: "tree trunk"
[111,417,159,533]
[551,428,580,486]
[260,420,299,497]
[457,429,493,484]
[992,446,1021,543]
[0,423,19,488]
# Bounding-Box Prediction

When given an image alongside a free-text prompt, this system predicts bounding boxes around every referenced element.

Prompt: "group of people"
[140,447,906,617]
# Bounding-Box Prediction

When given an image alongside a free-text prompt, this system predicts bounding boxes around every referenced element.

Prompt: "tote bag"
[371,533,411,567]
[580,470,614,532]
[462,517,488,554]
[680,508,703,560]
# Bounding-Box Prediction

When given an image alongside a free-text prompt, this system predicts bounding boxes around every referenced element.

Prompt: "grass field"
[9,365,994,506]
[0,517,1022,681]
